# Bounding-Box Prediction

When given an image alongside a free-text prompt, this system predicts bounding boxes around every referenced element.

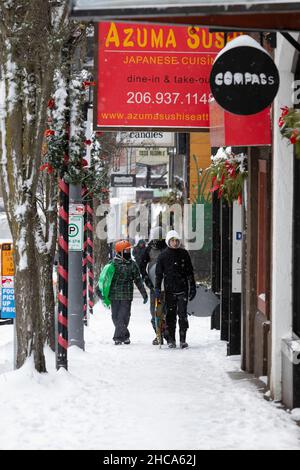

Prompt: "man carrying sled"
[155,230,196,349]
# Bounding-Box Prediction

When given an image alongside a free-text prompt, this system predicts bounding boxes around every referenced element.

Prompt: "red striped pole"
[56,178,69,370]
[82,186,88,325]
[86,196,94,316]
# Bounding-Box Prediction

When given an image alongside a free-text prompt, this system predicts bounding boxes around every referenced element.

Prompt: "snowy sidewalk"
[0,295,300,450]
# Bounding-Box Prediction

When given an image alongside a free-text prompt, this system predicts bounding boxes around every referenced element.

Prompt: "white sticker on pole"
[232,201,243,294]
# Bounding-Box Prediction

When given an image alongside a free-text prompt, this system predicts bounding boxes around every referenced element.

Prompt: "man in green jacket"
[110,239,148,345]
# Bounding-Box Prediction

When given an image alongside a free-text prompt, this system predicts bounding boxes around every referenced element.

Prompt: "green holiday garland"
[40,75,109,198]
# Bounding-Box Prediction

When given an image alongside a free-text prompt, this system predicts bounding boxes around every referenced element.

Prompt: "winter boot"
[163,327,170,343]
[114,341,122,345]
[168,339,176,349]
[180,330,188,349]
[153,335,164,345]
[123,339,131,345]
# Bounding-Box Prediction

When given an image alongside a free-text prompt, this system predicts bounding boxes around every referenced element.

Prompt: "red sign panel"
[209,99,272,147]
[96,23,242,130]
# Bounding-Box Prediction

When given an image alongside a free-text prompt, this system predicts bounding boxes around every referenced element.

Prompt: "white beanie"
[166,230,181,247]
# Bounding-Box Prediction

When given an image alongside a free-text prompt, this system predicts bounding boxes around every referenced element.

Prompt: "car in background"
[0,198,12,242]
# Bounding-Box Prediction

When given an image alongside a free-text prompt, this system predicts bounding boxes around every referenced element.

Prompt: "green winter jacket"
[109,255,147,301]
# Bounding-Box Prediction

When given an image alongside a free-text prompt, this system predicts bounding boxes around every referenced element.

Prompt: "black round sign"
[210,46,280,115]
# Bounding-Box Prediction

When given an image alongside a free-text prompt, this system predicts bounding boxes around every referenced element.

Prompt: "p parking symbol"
[69,224,79,238]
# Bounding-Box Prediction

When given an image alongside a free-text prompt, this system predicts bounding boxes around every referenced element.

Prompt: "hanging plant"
[278,106,300,158]
[192,155,212,205]
[206,147,248,205]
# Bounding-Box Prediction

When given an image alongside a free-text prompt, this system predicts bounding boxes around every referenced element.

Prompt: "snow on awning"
[70,0,300,17]
[69,0,300,31]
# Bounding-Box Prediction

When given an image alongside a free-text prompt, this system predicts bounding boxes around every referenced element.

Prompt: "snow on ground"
[0,294,300,450]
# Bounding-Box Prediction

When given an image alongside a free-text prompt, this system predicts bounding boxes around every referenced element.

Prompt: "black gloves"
[95,285,102,299]
[143,293,149,304]
[189,284,197,301]
[144,275,153,289]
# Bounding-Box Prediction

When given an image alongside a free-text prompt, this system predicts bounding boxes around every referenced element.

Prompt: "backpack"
[98,262,116,308]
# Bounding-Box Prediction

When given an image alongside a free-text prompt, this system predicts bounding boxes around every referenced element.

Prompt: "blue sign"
[236,232,242,241]
[1,287,15,319]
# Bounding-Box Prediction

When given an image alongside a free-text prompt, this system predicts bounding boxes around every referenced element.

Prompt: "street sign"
[209,99,272,147]
[69,203,85,215]
[210,35,280,115]
[0,243,15,319]
[111,174,136,187]
[1,243,14,276]
[117,131,175,147]
[232,201,243,293]
[1,276,15,319]
[1,288,15,318]
[69,214,84,251]
[136,148,169,165]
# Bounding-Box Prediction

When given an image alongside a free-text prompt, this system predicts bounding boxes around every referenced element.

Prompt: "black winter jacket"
[155,247,195,294]
[140,240,167,279]
[132,243,147,270]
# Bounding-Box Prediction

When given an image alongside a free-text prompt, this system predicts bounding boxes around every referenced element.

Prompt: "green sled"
[98,262,115,308]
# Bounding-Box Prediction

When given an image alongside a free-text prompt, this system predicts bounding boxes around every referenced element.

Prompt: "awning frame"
[70,0,300,19]
[69,1,300,33]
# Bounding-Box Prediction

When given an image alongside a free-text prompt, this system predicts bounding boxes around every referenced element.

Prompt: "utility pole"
[146,165,151,188]
[169,147,175,189]
[68,185,85,350]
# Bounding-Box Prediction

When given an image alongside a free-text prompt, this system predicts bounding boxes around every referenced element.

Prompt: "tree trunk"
[40,253,56,352]
[13,208,46,372]
[0,0,70,371]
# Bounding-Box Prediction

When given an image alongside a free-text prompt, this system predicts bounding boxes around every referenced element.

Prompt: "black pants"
[111,300,132,342]
[165,292,189,342]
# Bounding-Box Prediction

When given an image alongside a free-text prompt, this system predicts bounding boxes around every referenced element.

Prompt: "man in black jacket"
[140,227,167,345]
[132,239,147,271]
[155,230,196,349]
